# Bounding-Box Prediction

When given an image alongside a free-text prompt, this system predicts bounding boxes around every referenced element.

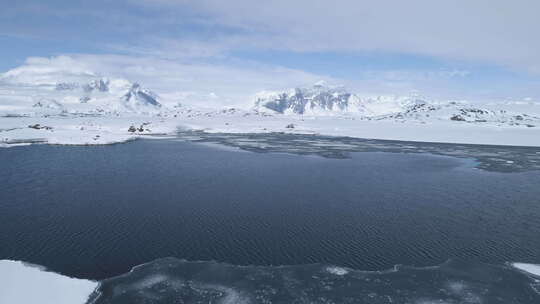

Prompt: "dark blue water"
[1,138,540,286]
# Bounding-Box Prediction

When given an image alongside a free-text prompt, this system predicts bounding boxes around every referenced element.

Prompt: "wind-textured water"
[1,135,540,303]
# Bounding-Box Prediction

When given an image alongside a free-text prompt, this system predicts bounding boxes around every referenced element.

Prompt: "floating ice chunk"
[445,280,482,303]
[512,263,540,277]
[196,283,250,304]
[415,300,453,304]
[326,266,349,275]
[0,260,97,304]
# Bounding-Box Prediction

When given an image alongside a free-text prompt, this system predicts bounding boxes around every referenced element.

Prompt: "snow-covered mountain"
[0,67,160,116]
[254,82,362,115]
[2,78,160,116]
[254,82,431,116]
[122,83,160,109]
[253,83,540,127]
[59,78,160,111]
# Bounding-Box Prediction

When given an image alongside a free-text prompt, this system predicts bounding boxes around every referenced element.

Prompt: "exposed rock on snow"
[28,124,52,130]
[122,83,160,109]
[83,78,109,93]
[128,122,151,133]
[55,82,80,91]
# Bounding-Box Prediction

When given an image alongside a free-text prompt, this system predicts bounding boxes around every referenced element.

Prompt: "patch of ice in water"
[176,130,540,173]
[444,280,482,303]
[193,283,250,304]
[87,258,540,304]
[325,266,349,275]
[3,258,539,304]
[415,300,453,304]
[512,263,540,277]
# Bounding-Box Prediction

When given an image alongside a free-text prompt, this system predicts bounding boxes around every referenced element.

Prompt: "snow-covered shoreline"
[3,110,540,148]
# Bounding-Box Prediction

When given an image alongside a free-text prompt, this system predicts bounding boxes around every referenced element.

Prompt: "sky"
[1,0,540,104]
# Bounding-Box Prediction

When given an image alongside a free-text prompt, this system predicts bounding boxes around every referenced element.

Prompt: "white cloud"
[133,0,540,73]
[1,56,98,85]
[4,0,540,74]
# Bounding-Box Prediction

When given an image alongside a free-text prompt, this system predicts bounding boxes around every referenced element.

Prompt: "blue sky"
[1,0,540,101]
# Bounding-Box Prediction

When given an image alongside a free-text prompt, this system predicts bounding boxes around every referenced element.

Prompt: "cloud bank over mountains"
[0,55,331,107]
[1,0,539,103]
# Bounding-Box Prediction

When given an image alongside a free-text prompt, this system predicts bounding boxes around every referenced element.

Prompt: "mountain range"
[254,83,540,127]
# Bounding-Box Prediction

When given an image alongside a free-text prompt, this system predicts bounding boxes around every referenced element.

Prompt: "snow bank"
[3,109,540,148]
[0,260,97,304]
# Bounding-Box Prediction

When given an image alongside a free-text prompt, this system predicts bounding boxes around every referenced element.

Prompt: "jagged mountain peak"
[122,83,161,109]
[254,83,356,115]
